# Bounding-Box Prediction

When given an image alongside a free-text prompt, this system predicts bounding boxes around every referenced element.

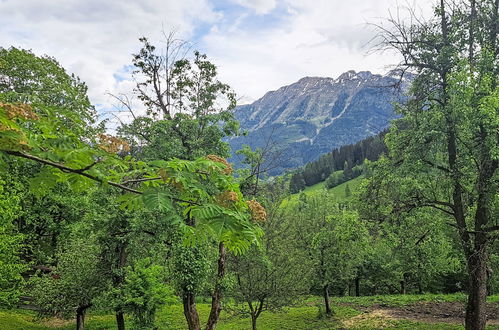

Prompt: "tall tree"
[371,1,498,328]
[117,35,244,330]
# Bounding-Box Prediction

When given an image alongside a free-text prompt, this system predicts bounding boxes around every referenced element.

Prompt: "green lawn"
[2,294,498,329]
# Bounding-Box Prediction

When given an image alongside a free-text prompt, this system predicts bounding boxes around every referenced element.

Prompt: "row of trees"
[263,2,499,330]
[0,38,263,330]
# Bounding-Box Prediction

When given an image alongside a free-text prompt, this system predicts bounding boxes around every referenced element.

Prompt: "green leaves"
[141,189,173,212]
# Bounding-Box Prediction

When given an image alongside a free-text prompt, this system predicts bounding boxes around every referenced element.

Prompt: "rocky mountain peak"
[229,70,409,175]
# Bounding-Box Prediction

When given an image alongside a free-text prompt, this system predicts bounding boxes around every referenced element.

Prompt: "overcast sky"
[0,0,435,114]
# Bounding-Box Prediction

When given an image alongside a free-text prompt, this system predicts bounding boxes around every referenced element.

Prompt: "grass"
[281,176,364,208]
[2,294,498,329]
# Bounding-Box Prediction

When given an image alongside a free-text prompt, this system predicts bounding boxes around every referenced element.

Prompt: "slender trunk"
[76,308,85,330]
[183,292,201,330]
[116,311,125,330]
[401,273,408,294]
[206,243,226,330]
[355,277,360,297]
[323,284,331,315]
[114,241,128,330]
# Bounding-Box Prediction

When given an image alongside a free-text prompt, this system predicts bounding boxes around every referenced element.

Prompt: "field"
[281,176,364,208]
[2,294,498,329]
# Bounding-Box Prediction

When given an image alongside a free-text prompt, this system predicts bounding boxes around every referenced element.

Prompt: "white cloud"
[0,0,437,120]
[230,0,277,14]
[0,0,217,116]
[203,0,436,103]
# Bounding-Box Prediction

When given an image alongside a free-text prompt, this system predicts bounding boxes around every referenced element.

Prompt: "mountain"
[229,70,410,175]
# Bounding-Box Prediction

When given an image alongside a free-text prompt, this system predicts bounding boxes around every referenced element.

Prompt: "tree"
[289,172,306,193]
[0,46,263,330]
[344,184,351,198]
[116,35,248,330]
[311,205,368,314]
[117,36,238,161]
[30,235,106,330]
[0,47,96,136]
[228,180,308,330]
[371,1,498,327]
[289,192,368,315]
[120,258,175,329]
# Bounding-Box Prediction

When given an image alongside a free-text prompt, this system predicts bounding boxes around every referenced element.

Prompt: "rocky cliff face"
[229,70,410,175]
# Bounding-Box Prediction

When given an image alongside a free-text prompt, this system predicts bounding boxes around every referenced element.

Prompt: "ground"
[1,294,498,329]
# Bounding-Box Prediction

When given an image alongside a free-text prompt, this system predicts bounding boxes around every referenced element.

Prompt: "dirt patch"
[379,302,499,326]
[342,309,396,328]
[40,317,73,327]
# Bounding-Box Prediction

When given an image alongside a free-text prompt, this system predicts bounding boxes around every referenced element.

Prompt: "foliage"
[369,1,498,327]
[0,176,27,307]
[30,235,106,319]
[228,181,309,329]
[120,258,175,329]
[118,37,239,161]
[0,47,96,136]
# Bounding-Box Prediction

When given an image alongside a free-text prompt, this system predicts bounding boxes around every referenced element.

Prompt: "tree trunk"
[251,314,257,330]
[355,277,360,297]
[465,235,489,329]
[400,273,408,294]
[323,284,332,315]
[183,292,201,330]
[76,308,85,330]
[206,243,226,330]
[113,241,128,330]
[116,311,125,330]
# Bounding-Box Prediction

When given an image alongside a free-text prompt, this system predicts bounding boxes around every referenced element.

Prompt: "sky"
[0,0,436,117]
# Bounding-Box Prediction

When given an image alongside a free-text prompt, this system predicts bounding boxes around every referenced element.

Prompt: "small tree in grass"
[228,186,309,330]
[120,258,175,329]
[31,235,106,330]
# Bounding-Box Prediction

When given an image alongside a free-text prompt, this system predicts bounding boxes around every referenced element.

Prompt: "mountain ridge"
[229,70,410,175]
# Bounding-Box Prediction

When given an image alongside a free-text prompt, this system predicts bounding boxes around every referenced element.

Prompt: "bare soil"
[365,301,499,326]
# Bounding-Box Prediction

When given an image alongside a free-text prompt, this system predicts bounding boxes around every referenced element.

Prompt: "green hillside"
[281,176,364,208]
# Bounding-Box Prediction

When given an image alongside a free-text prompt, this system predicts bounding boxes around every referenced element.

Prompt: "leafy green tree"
[115,36,249,330]
[288,192,368,315]
[121,258,175,330]
[228,180,308,330]
[117,36,238,161]
[311,205,368,314]
[371,1,498,327]
[30,235,106,330]
[344,184,351,198]
[0,47,96,136]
